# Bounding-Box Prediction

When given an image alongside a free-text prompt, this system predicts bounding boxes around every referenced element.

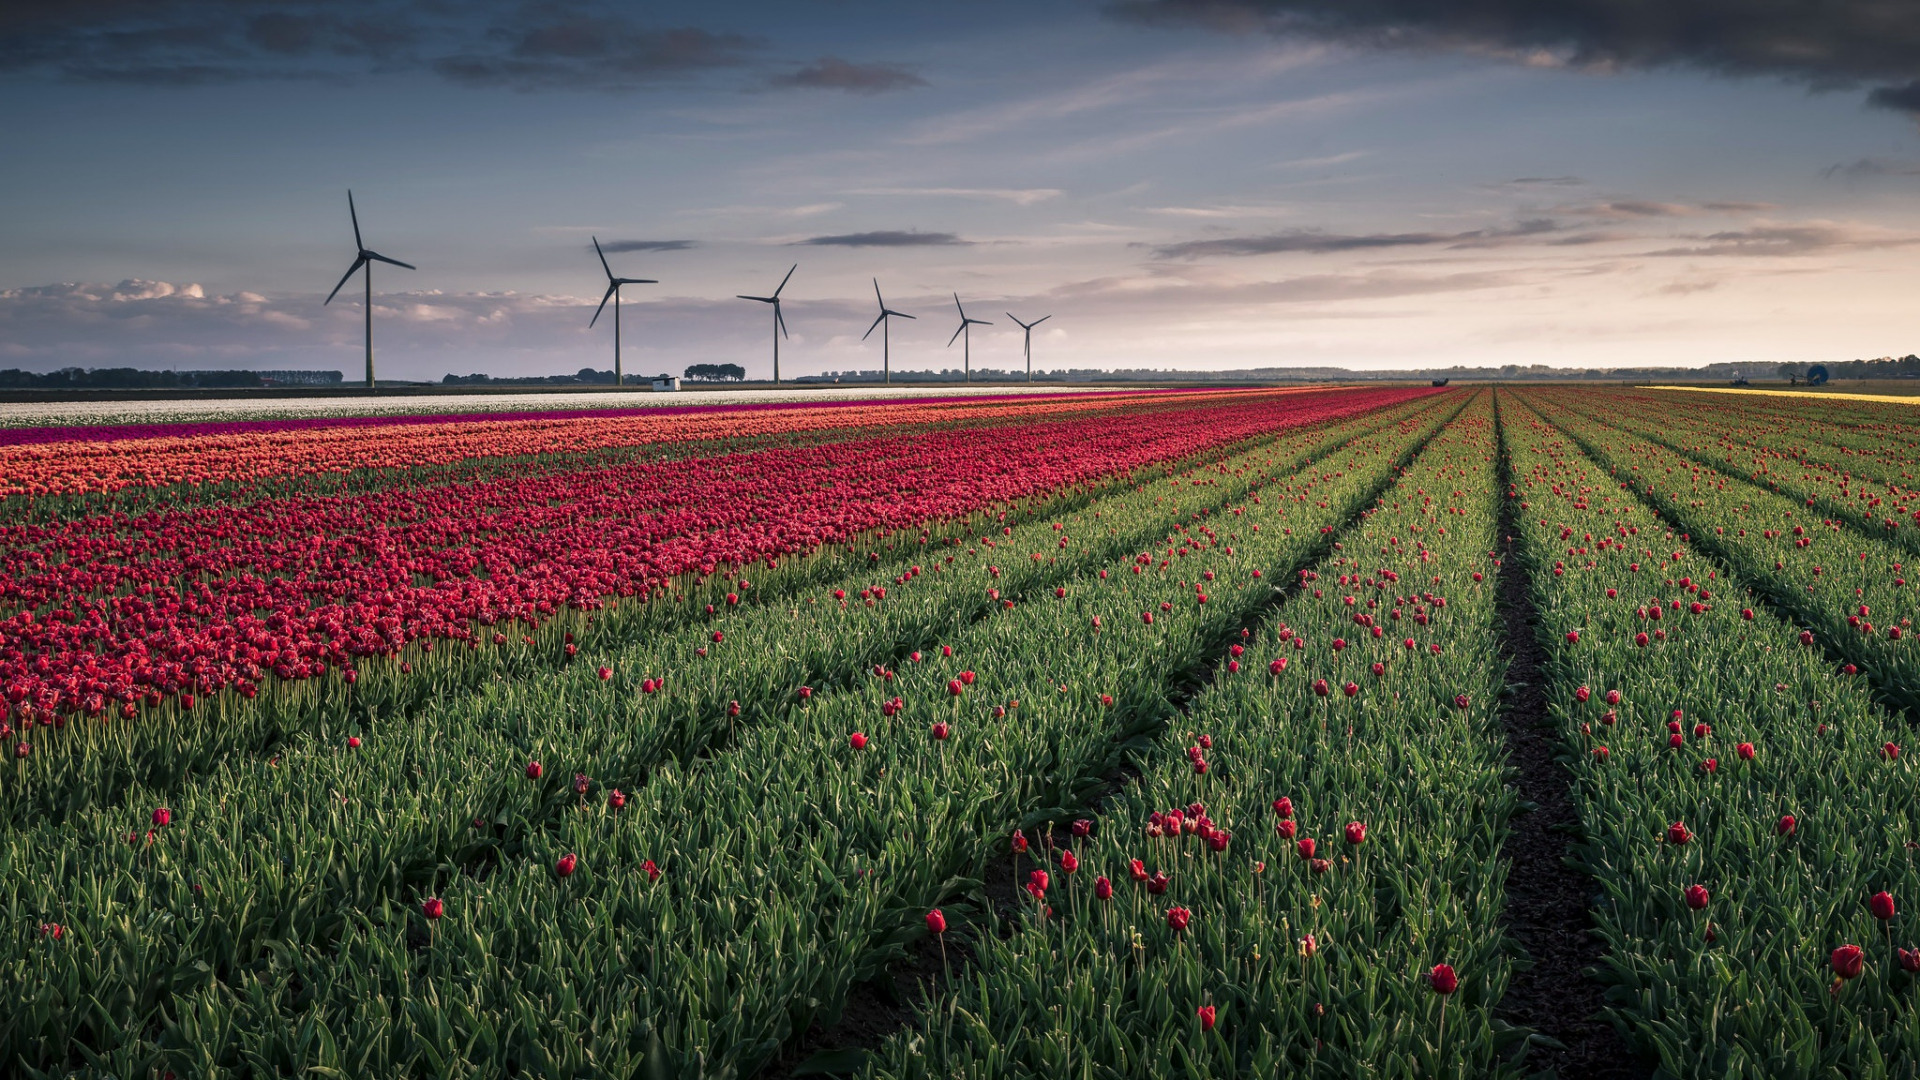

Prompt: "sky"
[2,0,1918,381]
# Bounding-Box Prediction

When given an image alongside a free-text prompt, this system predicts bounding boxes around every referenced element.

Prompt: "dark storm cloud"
[599,240,697,253]
[795,231,969,247]
[0,2,832,91]
[768,56,927,94]
[1152,218,1561,259]
[1110,0,1920,111]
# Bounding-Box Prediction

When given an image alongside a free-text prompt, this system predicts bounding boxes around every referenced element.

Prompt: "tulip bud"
[1197,1005,1216,1031]
[926,909,947,935]
[1313,679,1329,697]
[422,896,444,920]
[1871,891,1897,921]
[1899,948,1920,974]
[151,807,171,828]
[525,761,543,780]
[1428,963,1458,995]
[1297,837,1316,860]
[1012,829,1029,854]
[573,773,590,795]
[1604,689,1621,706]
[849,732,868,750]
[1345,821,1368,846]
[1685,884,1710,910]
[1166,906,1191,933]
[347,735,361,749]
[1832,944,1865,980]
[1072,819,1093,838]
[1667,821,1693,845]
[1736,742,1755,761]
[555,853,578,878]
[1886,742,1902,761]
[931,721,950,741]
[1777,814,1797,836]
[608,788,626,809]
[597,666,612,680]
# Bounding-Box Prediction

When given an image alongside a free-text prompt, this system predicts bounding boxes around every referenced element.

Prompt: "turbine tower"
[737,264,796,384]
[947,293,992,383]
[324,191,415,389]
[862,278,915,384]
[589,237,657,388]
[1005,312,1052,383]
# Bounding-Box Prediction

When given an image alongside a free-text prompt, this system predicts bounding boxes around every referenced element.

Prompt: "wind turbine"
[737,264,796,384]
[946,294,992,383]
[323,190,415,389]
[590,237,656,388]
[862,278,915,384]
[1005,312,1052,383]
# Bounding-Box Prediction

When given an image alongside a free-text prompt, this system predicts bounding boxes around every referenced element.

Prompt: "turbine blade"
[594,236,613,280]
[952,292,964,318]
[775,302,788,338]
[738,295,773,302]
[324,257,367,305]
[947,323,965,347]
[873,277,884,308]
[590,282,617,327]
[863,311,886,340]
[616,277,657,285]
[1031,315,1051,326]
[1005,312,1026,329]
[889,310,916,320]
[773,263,796,298]
[967,318,992,326]
[348,190,363,250]
[364,252,415,270]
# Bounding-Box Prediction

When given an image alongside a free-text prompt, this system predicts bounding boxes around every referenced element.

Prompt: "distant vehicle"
[1431,379,1450,387]
[1732,377,1750,386]
[1808,364,1830,386]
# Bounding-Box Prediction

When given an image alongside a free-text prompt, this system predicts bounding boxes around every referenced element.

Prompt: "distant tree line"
[683,363,745,382]
[0,367,342,388]
[442,368,616,386]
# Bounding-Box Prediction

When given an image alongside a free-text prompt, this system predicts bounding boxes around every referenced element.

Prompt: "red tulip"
[1060,850,1079,874]
[1701,758,1718,774]
[1269,658,1287,674]
[573,773,590,795]
[11,743,27,759]
[1667,821,1693,845]
[1166,906,1191,933]
[1273,797,1294,819]
[555,853,578,878]
[1428,963,1458,995]
[1197,1004,1216,1031]
[525,761,543,780]
[608,788,626,809]
[1453,694,1470,711]
[1575,686,1591,703]
[948,679,964,696]
[1885,742,1902,761]
[1013,830,1029,854]
[644,859,661,882]
[347,736,361,749]
[1832,944,1865,980]
[1313,679,1329,697]
[1592,745,1609,762]
[799,686,813,700]
[1899,948,1920,974]
[849,732,868,750]
[1871,891,1897,921]
[1345,821,1368,846]
[1297,837,1316,860]
[1566,630,1580,644]
[1129,858,1148,882]
[422,897,444,920]
[1604,689,1621,706]
[1028,869,1050,894]
[597,666,613,680]
[1777,814,1797,836]
[1071,818,1093,838]
[1343,681,1359,698]
[1685,884,1710,910]
[152,807,171,828]
[1095,876,1113,900]
[931,721,950,741]
[926,909,947,935]
[1148,870,1171,894]
[1736,742,1755,761]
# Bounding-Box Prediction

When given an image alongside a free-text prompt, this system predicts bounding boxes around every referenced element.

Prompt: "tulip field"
[4,384,1920,1078]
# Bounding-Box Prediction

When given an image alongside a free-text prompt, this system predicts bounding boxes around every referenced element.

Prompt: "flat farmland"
[5,385,1918,1079]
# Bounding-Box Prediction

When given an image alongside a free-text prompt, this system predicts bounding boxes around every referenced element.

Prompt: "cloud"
[599,239,696,253]
[0,3,758,90]
[1869,81,1920,114]
[1109,0,1920,111]
[1644,222,1918,257]
[1152,218,1562,258]
[795,230,970,248]
[851,187,1063,206]
[768,56,926,94]
[1822,157,1920,179]
[1504,176,1584,187]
